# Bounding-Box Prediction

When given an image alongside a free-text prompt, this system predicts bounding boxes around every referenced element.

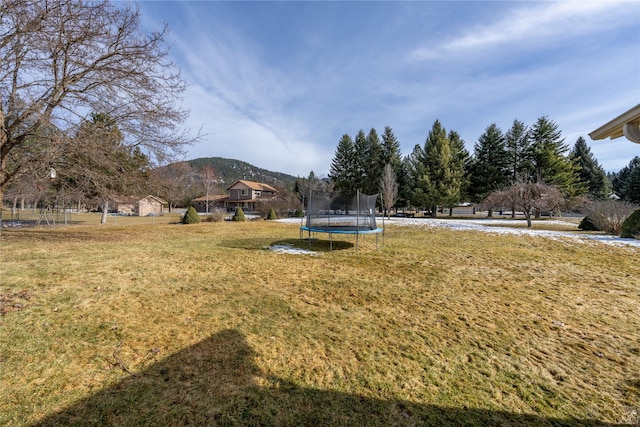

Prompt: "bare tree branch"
[379,163,398,219]
[1,0,195,206]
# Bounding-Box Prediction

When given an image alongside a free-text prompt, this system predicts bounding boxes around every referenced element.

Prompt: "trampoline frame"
[299,190,385,251]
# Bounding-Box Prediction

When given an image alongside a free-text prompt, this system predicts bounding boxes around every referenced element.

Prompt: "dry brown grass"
[1,221,638,426]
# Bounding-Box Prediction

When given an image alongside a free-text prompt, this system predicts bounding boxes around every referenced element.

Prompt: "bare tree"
[149,162,193,212]
[483,181,565,227]
[201,165,219,215]
[379,163,398,219]
[0,0,192,210]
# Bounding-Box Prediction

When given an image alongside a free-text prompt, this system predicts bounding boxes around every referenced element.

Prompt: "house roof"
[227,179,278,193]
[140,195,168,205]
[191,194,229,202]
[589,104,640,144]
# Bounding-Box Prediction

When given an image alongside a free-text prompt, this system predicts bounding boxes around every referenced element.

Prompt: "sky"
[135,0,640,178]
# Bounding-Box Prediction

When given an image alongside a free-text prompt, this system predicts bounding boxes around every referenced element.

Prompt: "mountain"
[170,157,299,189]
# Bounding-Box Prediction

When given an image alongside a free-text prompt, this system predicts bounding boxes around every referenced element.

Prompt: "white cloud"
[140,1,638,176]
[409,1,634,61]
[165,11,330,177]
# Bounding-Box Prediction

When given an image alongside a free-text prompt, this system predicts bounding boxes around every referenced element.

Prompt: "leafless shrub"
[203,211,226,223]
[582,200,638,236]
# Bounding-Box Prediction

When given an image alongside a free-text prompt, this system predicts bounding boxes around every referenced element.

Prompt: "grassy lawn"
[1,220,638,426]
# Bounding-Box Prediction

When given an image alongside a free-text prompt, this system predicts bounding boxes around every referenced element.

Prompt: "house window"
[255,191,261,196]
[240,189,248,196]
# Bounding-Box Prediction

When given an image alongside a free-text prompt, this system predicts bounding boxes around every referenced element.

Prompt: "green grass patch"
[1,221,638,426]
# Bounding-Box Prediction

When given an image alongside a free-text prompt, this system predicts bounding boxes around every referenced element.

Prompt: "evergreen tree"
[529,116,583,197]
[469,124,510,205]
[505,119,532,183]
[381,126,403,172]
[445,130,469,215]
[351,129,371,193]
[232,207,246,222]
[396,155,413,211]
[415,120,462,217]
[569,137,609,199]
[62,112,150,224]
[329,134,357,198]
[182,206,200,224]
[382,126,408,209]
[364,128,383,195]
[407,143,428,209]
[613,156,640,203]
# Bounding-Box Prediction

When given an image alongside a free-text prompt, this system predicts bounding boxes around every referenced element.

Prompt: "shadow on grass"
[35,330,630,427]
[220,238,355,252]
[276,238,355,252]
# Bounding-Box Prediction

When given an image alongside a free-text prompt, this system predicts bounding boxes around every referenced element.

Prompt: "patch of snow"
[269,243,319,256]
[276,217,640,249]
[384,217,640,248]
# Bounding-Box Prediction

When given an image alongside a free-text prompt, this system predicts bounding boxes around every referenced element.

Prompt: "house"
[589,103,640,144]
[192,194,229,213]
[225,180,279,212]
[113,195,167,216]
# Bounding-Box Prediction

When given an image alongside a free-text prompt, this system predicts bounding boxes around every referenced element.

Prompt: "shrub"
[582,200,636,235]
[181,206,200,224]
[232,207,246,222]
[267,208,277,220]
[578,216,600,231]
[293,209,304,218]
[621,208,640,238]
[203,211,226,223]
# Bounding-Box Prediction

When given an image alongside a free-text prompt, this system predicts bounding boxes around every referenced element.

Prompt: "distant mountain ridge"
[185,157,299,188]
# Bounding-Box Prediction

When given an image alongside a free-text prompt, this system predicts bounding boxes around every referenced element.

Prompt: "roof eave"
[589,104,640,142]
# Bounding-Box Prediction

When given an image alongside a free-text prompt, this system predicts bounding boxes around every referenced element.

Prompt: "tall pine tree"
[364,128,383,195]
[613,156,640,203]
[529,116,583,197]
[329,134,357,198]
[505,119,533,183]
[414,120,463,217]
[446,130,470,215]
[469,124,510,207]
[353,130,369,194]
[407,143,428,209]
[569,137,609,199]
[381,126,403,171]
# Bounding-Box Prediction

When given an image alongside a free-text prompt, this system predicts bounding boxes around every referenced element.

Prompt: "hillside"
[159,157,299,189]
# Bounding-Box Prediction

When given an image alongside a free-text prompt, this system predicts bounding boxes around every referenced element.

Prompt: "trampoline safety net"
[305,190,378,232]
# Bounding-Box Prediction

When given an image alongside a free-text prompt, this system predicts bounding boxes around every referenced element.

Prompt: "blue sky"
[136,0,639,177]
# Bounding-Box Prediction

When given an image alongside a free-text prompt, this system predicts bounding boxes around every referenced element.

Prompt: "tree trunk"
[525,211,532,227]
[101,200,109,224]
[488,209,493,218]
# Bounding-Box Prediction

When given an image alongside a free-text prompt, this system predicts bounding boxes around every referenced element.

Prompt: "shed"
[137,195,168,216]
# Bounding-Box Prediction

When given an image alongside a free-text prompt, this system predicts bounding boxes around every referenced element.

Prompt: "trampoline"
[300,190,384,251]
